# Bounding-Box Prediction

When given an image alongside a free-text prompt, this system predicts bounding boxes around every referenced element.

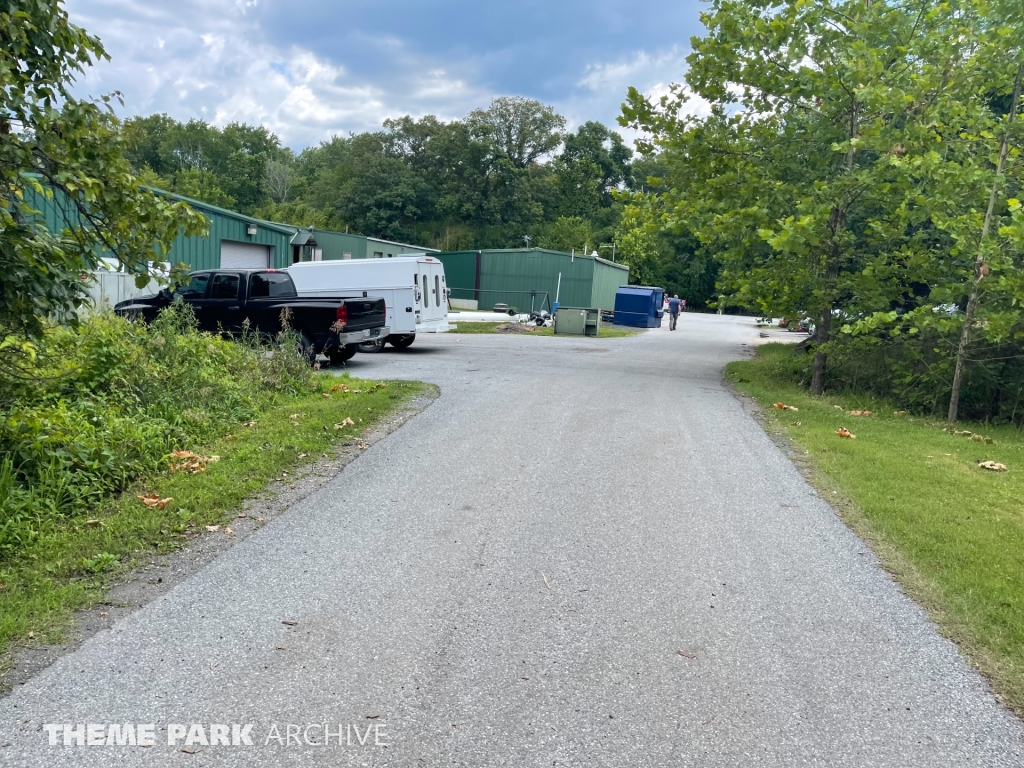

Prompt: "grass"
[0,376,424,661]
[727,343,1024,714]
[447,322,638,338]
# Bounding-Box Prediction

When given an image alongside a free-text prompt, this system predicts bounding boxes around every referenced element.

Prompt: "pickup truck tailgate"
[344,298,386,331]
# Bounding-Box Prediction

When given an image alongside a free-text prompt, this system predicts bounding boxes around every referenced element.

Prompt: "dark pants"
[669,311,679,330]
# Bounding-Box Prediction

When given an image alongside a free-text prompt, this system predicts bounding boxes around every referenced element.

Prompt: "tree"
[264,158,293,204]
[0,0,205,349]
[539,216,594,254]
[622,0,988,395]
[945,3,1024,422]
[613,206,661,285]
[466,97,565,169]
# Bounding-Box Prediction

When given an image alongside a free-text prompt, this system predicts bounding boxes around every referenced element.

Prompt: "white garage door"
[220,241,271,269]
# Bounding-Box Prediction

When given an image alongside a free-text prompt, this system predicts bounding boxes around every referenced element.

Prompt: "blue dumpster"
[613,286,665,327]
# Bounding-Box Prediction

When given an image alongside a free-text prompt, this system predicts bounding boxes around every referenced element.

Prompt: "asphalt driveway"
[2,314,1022,766]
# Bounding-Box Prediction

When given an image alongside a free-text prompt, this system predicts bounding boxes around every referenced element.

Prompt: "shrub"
[0,304,315,561]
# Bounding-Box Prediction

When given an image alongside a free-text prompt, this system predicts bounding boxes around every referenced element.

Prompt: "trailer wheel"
[389,335,415,349]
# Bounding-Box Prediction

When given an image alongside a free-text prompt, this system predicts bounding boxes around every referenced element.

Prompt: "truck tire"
[389,334,415,349]
[328,345,357,365]
[357,339,385,353]
[299,332,319,364]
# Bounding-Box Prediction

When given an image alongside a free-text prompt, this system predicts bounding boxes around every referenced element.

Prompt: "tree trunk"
[810,95,860,397]
[947,62,1022,423]
[809,306,833,395]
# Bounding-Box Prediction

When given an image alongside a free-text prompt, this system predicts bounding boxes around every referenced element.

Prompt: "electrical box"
[555,307,601,336]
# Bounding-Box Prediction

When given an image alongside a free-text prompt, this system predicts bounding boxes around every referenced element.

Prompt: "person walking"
[667,294,682,331]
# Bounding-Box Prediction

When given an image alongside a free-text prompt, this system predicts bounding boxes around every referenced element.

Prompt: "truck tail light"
[336,305,348,325]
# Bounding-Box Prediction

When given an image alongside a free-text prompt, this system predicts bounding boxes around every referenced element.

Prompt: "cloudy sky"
[66,0,706,150]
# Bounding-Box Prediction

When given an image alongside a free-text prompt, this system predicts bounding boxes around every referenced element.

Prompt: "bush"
[0,304,315,560]
[777,326,1024,425]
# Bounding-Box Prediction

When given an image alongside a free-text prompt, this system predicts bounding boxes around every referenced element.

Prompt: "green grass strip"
[0,377,424,660]
[727,344,1024,715]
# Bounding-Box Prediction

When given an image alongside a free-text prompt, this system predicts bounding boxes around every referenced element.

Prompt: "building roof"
[149,187,297,236]
[365,235,440,253]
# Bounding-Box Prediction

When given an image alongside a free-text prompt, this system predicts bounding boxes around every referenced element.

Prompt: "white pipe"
[555,272,562,304]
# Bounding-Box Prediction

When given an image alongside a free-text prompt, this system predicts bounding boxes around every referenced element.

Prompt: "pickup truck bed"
[114,269,388,364]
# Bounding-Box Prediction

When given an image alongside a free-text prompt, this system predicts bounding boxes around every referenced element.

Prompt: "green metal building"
[27,186,295,270]
[439,248,629,312]
[291,229,439,262]
[26,185,435,270]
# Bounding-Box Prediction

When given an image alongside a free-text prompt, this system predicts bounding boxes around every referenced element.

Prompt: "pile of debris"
[494,322,535,334]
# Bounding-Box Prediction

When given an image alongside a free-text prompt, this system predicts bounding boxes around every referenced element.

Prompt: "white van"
[286,255,449,350]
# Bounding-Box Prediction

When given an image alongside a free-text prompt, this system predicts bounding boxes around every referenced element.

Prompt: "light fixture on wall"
[246,223,258,236]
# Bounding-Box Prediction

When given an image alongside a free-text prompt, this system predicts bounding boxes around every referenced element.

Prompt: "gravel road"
[2,314,1022,766]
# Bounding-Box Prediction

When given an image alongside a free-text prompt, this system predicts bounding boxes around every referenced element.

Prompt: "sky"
[65,0,707,151]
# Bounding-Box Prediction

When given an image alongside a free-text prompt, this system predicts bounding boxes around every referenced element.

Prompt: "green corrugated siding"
[311,230,436,261]
[479,249,593,311]
[436,248,624,310]
[590,258,630,311]
[313,230,369,260]
[436,251,480,301]
[22,185,84,235]
[21,184,293,269]
[167,211,291,270]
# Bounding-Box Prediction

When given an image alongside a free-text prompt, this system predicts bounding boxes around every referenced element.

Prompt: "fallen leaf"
[224,527,233,535]
[28,631,35,640]
[205,525,220,532]
[835,428,856,439]
[84,519,104,527]
[772,402,798,411]
[282,620,298,626]
[99,611,109,617]
[256,517,265,522]
[677,650,696,659]
[237,512,248,518]
[181,748,202,754]
[298,453,308,458]
[138,494,173,509]
[288,414,301,419]
[848,410,874,416]
[276,645,286,650]
[542,572,551,589]
[977,460,1008,472]
[893,411,907,417]
[365,715,380,720]
[242,421,258,427]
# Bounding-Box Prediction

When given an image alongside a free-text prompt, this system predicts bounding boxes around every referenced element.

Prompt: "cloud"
[64,0,707,150]
[564,48,709,148]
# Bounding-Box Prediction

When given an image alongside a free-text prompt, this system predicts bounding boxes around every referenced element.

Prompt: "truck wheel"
[329,345,356,365]
[299,332,319,364]
[389,335,415,349]
[357,339,385,353]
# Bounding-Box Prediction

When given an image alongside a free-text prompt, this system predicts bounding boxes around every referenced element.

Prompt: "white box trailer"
[286,255,449,350]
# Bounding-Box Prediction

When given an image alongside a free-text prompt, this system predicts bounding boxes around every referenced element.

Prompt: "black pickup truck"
[114,269,388,364]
